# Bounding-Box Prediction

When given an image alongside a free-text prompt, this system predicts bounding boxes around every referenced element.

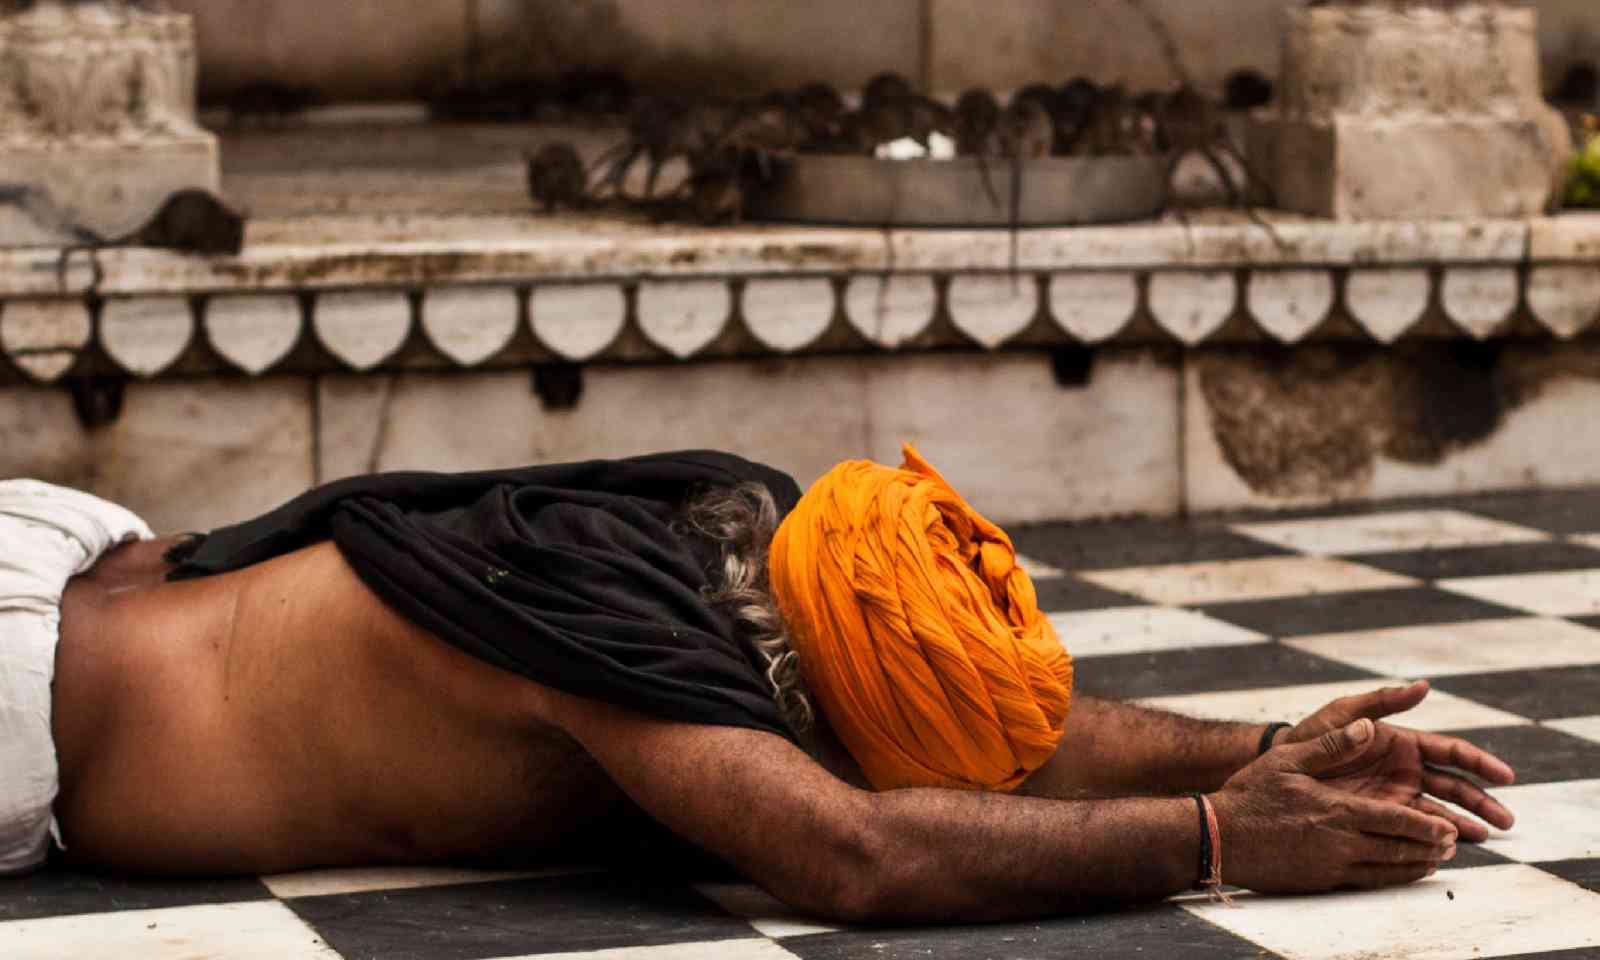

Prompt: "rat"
[594,95,690,200]
[526,142,589,212]
[955,88,1004,209]
[904,95,956,149]
[1070,85,1158,157]
[51,189,244,289]
[115,190,245,256]
[997,99,1054,280]
[861,72,915,112]
[793,82,848,147]
[1223,68,1275,111]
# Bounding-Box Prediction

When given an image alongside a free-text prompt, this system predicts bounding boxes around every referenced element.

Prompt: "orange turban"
[768,444,1072,792]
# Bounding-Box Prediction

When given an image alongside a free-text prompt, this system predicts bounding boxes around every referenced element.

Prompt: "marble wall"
[0,377,313,534]
[0,350,1180,532]
[171,0,1600,104]
[9,342,1600,532]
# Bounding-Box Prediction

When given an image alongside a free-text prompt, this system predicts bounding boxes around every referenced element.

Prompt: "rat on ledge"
[43,189,246,289]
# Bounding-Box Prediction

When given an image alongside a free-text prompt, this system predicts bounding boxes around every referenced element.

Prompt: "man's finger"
[1356,680,1431,721]
[1338,793,1457,844]
[1423,769,1516,831]
[1411,795,1491,845]
[1312,682,1430,731]
[1415,730,1517,787]
[1283,719,1378,775]
[1351,833,1455,865]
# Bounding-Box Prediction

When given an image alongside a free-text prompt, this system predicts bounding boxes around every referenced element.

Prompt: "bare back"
[51,538,631,876]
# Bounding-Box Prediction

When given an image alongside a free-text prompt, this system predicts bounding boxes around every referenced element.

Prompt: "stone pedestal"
[1251,2,1572,220]
[0,1,219,245]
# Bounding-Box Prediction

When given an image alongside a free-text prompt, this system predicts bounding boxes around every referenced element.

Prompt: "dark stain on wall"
[463,0,770,99]
[1196,340,1597,499]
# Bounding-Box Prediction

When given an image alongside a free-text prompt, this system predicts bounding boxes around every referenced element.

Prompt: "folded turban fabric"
[768,444,1073,792]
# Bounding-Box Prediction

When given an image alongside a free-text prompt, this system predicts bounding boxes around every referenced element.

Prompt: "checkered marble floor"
[8,489,1600,959]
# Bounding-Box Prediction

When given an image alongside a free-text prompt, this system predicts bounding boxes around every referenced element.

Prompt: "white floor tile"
[694,883,843,940]
[1079,557,1415,606]
[1137,679,1530,732]
[502,939,802,960]
[1439,570,1600,616]
[1234,510,1549,556]
[261,864,597,899]
[1546,715,1600,744]
[1048,606,1266,659]
[1569,533,1600,551]
[1481,778,1600,863]
[1183,864,1600,960]
[0,901,336,960]
[1284,617,1600,677]
[1015,553,1066,580]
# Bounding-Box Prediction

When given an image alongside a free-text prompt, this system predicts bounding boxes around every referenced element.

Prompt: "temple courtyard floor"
[3,486,1600,959]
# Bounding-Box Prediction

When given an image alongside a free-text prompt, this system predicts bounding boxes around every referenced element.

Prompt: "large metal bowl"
[746,153,1171,227]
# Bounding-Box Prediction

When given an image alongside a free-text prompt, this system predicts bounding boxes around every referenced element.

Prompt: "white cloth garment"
[0,480,151,875]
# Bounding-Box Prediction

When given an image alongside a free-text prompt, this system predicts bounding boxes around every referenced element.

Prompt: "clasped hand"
[1278,679,1516,843]
[1212,680,1515,893]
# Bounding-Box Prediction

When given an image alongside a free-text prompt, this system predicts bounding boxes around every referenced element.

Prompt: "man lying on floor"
[0,447,1516,922]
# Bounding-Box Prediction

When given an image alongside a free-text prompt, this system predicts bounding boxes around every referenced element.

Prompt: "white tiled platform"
[9,488,1600,960]
[1185,865,1600,960]
[1440,570,1600,617]
[1548,716,1600,745]
[1234,511,1551,556]
[0,902,339,960]
[1284,618,1600,678]
[1047,606,1266,658]
[1079,556,1416,606]
[1480,780,1600,863]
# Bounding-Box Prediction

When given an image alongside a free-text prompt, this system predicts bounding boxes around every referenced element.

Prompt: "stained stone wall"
[169,0,1600,104]
[9,340,1600,533]
[0,351,1182,533]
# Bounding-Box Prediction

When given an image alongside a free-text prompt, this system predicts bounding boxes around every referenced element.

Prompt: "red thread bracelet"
[1200,795,1235,906]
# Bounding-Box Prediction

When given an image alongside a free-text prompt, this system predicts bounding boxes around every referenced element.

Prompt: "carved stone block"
[1251,3,1572,220]
[0,1,220,244]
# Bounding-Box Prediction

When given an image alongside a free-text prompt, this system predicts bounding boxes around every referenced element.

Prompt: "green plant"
[1566,115,1600,208]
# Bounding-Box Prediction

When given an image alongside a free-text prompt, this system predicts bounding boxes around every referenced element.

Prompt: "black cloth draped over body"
[168,451,804,739]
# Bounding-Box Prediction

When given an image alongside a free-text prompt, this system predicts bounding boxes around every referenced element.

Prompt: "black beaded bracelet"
[1258,722,1292,756]
[1188,792,1213,889]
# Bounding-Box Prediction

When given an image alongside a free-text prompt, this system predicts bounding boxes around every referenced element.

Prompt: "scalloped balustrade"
[1,214,1598,384]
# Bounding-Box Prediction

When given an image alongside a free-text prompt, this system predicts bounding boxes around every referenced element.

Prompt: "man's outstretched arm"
[1018,695,1270,799]
[548,691,1456,924]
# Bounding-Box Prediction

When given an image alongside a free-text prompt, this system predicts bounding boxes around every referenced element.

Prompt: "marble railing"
[2,211,1599,385]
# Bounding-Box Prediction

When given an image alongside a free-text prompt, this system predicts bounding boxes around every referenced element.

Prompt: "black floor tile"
[0,867,270,922]
[1197,587,1521,638]
[1494,950,1600,960]
[1438,842,1514,871]
[1538,858,1600,893]
[1428,666,1600,722]
[1073,643,1377,701]
[286,873,754,960]
[1011,521,1292,573]
[1351,542,1600,581]
[1441,726,1600,786]
[1034,576,1147,613]
[781,901,1270,960]
[1450,489,1600,536]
